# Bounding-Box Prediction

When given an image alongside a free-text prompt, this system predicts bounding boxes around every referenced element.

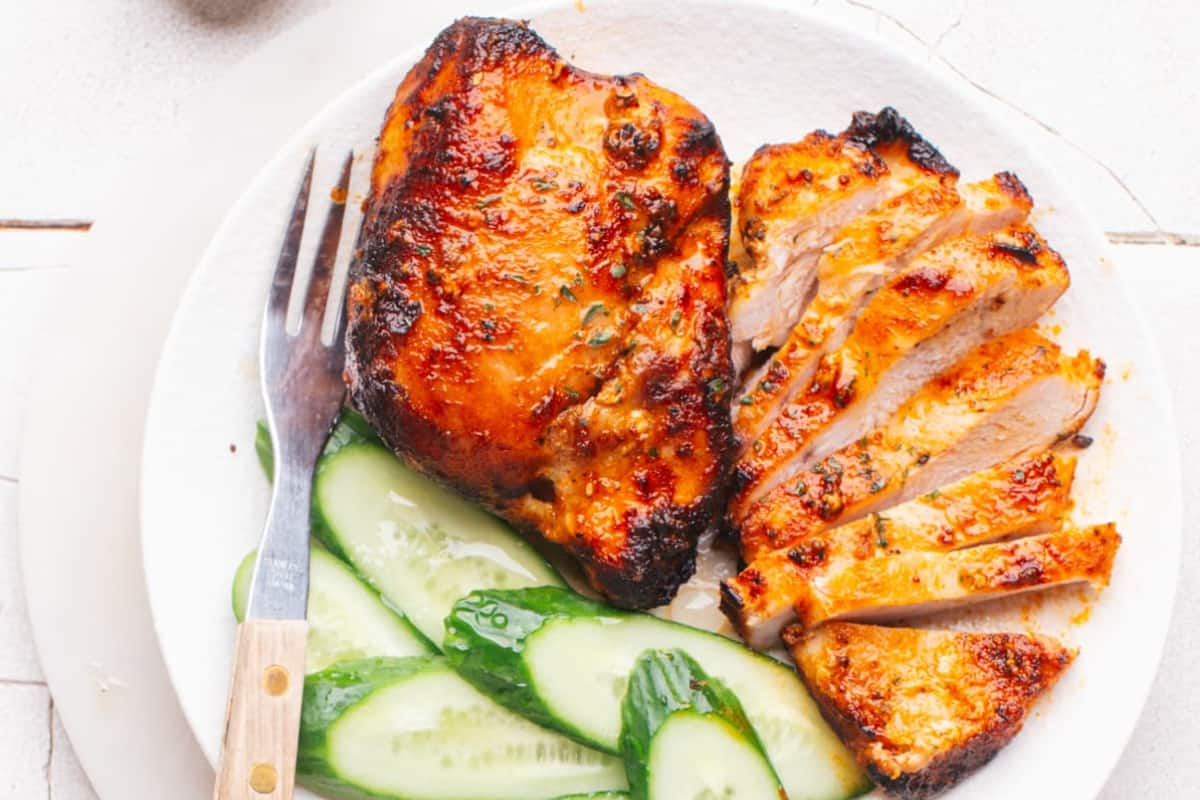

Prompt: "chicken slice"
[729,224,1070,520]
[723,451,1076,648]
[789,524,1119,631]
[728,108,958,358]
[345,18,733,608]
[735,328,1103,562]
[788,623,1075,799]
[733,172,1033,444]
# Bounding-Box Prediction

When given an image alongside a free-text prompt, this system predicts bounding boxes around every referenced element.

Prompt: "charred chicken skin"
[345,17,734,608]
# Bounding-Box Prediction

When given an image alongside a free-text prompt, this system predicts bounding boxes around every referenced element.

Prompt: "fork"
[213,148,353,800]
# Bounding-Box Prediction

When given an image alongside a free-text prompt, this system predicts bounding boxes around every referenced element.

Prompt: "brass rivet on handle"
[248,762,278,794]
[262,664,290,696]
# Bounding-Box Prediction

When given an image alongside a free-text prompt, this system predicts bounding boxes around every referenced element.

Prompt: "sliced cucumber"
[312,438,563,644]
[298,657,627,800]
[232,547,432,673]
[621,650,782,800]
[257,409,564,646]
[445,588,871,800]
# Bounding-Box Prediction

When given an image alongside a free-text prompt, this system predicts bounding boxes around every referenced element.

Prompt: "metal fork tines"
[248,148,355,621]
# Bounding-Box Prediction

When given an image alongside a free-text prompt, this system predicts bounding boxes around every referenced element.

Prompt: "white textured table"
[2,1,1196,797]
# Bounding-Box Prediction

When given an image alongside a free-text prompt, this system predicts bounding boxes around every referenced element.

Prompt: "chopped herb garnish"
[925,489,941,500]
[670,309,682,330]
[759,380,778,393]
[788,482,807,497]
[582,302,608,325]
[858,437,869,449]
[739,395,754,406]
[559,285,578,303]
[812,463,826,475]
[531,178,558,192]
[869,478,886,494]
[874,515,889,547]
[475,195,501,209]
[563,386,580,399]
[610,263,628,279]
[415,244,433,257]
[588,330,614,347]
[648,446,659,458]
[484,302,495,312]
[616,192,637,210]
[502,272,527,284]
[708,378,727,394]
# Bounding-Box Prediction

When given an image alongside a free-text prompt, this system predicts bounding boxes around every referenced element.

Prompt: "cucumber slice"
[312,439,563,644]
[232,547,432,673]
[445,587,871,800]
[621,650,782,800]
[299,657,627,800]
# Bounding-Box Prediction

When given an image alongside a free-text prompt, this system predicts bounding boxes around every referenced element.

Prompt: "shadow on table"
[169,0,306,27]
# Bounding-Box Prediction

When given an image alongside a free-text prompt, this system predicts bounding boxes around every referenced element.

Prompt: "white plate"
[141,2,1182,798]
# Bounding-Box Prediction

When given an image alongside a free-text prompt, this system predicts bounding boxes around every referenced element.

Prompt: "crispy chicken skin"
[345,18,733,607]
[724,451,1076,647]
[788,623,1075,799]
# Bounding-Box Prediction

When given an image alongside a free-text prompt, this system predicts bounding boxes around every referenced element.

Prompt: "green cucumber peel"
[620,649,781,800]
[298,657,439,800]
[444,586,618,748]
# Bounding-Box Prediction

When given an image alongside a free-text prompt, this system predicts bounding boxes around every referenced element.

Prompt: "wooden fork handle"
[213,619,308,799]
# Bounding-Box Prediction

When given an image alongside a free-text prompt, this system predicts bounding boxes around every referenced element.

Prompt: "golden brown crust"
[789,623,1075,799]
[720,451,1077,642]
[730,225,1070,522]
[345,17,733,607]
[792,524,1120,630]
[733,329,1100,562]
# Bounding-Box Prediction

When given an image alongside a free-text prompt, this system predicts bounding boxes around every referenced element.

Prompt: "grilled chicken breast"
[733,173,1033,445]
[725,451,1077,647]
[728,109,958,357]
[789,623,1075,799]
[729,224,1070,517]
[789,523,1119,630]
[733,328,1103,561]
[345,18,733,607]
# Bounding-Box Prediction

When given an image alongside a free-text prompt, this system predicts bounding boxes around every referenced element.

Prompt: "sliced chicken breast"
[728,108,958,356]
[790,524,1119,630]
[723,451,1076,648]
[733,172,1033,446]
[734,224,1071,510]
[734,328,1103,562]
[788,623,1075,799]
